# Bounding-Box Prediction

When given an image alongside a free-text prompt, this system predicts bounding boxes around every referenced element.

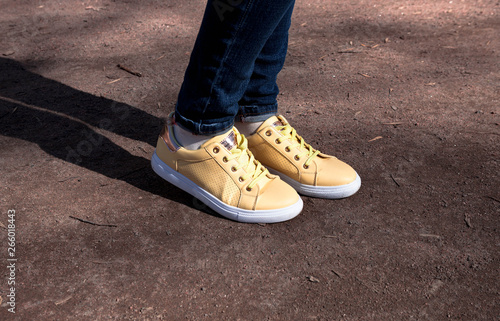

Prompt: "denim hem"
[174,110,235,136]
[237,103,278,122]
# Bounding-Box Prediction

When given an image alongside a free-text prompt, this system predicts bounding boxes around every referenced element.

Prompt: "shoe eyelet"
[222,156,228,163]
[213,147,220,153]
[265,130,272,136]
[285,146,291,152]
[246,186,252,191]
[231,166,237,172]
[303,164,309,169]
[275,139,281,144]
[294,155,300,161]
[239,177,244,182]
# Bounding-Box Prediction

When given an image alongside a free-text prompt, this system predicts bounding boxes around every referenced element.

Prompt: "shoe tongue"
[260,115,287,129]
[220,129,237,152]
[262,115,303,143]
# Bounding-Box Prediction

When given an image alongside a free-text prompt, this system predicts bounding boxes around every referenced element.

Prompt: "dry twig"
[69,216,117,228]
[390,174,401,187]
[117,64,142,77]
[368,136,383,142]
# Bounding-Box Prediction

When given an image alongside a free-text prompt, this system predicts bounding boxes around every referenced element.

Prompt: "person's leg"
[235,2,295,130]
[226,3,361,199]
[175,0,296,136]
[152,0,302,223]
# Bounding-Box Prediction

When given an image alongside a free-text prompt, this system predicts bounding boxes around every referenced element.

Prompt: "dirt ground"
[0,0,499,320]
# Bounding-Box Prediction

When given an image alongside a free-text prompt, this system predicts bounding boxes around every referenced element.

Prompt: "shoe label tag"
[220,131,236,151]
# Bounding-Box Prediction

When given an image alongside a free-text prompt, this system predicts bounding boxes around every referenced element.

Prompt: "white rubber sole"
[151,152,303,223]
[268,167,361,199]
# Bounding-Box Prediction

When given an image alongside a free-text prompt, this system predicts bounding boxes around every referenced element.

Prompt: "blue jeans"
[175,0,296,135]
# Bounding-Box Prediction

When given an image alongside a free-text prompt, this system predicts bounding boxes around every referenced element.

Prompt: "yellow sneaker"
[151,115,303,223]
[246,115,361,199]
